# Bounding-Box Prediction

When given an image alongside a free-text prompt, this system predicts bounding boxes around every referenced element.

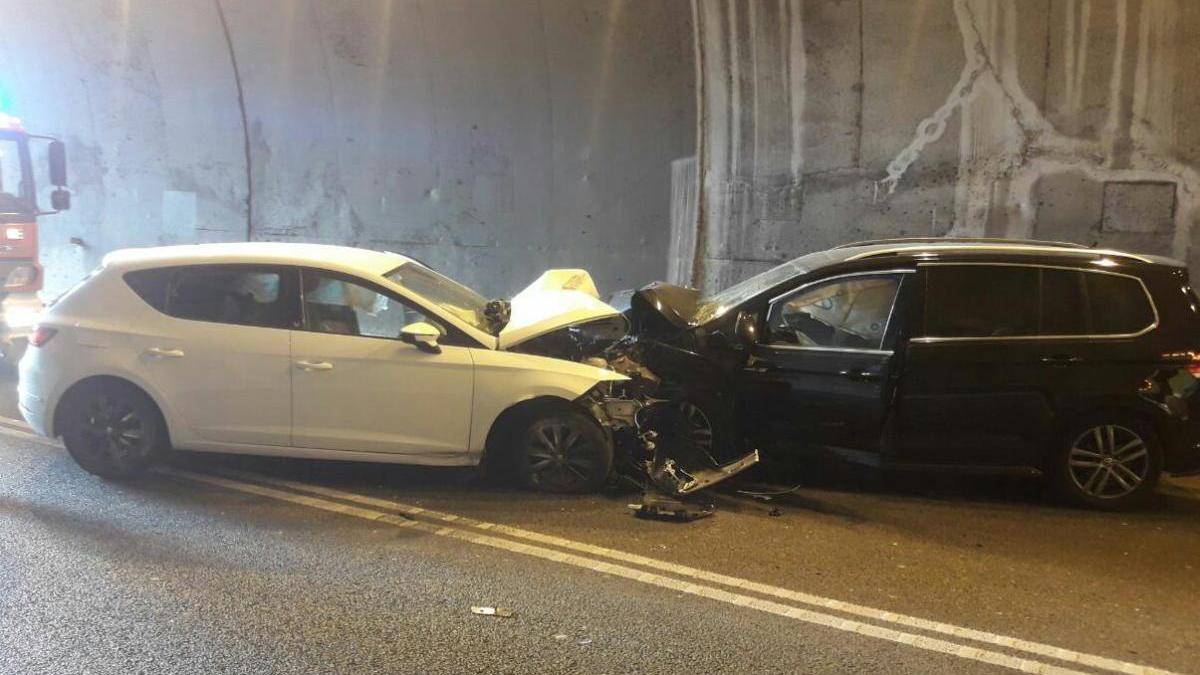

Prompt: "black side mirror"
[48,141,67,187]
[50,189,70,211]
[735,311,760,346]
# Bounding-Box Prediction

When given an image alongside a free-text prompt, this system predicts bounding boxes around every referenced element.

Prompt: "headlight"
[4,305,41,329]
[4,265,38,289]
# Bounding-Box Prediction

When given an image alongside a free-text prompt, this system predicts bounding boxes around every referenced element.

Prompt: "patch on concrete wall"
[162,190,198,230]
[1101,181,1176,234]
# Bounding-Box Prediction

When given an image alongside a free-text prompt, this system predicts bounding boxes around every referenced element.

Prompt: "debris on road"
[629,492,715,521]
[470,606,515,618]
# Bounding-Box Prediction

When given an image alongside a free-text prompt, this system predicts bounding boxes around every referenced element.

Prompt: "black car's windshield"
[693,248,855,323]
[385,262,490,333]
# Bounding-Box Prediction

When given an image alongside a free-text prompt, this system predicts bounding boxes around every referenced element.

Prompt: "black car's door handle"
[1040,354,1082,366]
[839,368,882,382]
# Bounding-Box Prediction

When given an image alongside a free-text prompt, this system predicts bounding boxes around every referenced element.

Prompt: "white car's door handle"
[295,360,334,371]
[145,347,185,359]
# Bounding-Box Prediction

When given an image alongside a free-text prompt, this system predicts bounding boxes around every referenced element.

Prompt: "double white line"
[0,416,1181,675]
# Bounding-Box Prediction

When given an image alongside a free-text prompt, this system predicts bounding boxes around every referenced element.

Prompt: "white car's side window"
[125,265,297,330]
[301,270,434,339]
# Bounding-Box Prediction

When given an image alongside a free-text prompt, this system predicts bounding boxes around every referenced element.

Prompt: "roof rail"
[833,237,1090,250]
[844,242,1152,264]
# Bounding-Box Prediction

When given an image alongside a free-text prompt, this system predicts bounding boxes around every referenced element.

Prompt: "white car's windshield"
[385,262,490,333]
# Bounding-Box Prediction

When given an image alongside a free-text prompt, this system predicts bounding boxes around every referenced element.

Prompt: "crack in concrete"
[213,0,253,241]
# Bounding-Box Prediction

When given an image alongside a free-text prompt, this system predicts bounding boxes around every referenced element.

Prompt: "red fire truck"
[0,112,69,365]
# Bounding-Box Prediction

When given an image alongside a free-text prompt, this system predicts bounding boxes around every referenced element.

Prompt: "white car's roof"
[102,242,416,276]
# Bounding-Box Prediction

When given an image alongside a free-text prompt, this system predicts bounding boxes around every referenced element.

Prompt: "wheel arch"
[1042,402,1162,470]
[481,395,596,463]
[51,374,172,447]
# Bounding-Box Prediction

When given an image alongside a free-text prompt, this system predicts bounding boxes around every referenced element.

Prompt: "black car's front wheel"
[516,409,612,493]
[60,380,167,480]
[1053,416,1162,510]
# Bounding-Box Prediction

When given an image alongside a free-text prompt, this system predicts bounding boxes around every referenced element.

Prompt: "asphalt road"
[1,372,1198,674]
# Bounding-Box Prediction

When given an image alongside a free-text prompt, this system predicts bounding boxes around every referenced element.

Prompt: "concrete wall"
[2,0,1195,299]
[682,0,1200,292]
[0,0,696,297]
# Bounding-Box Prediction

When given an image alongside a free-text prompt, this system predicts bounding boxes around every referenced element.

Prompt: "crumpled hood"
[498,269,623,349]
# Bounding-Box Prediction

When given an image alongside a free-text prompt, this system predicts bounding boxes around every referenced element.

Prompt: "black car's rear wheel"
[60,380,167,479]
[516,409,612,493]
[1054,416,1161,510]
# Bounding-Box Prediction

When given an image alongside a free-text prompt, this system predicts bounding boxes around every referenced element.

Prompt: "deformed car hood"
[631,282,700,327]
[498,269,623,349]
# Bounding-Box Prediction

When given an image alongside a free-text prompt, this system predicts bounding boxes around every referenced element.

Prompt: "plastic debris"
[629,492,714,521]
[471,606,514,618]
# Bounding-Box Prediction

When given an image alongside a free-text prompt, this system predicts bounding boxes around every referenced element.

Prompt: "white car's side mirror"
[399,321,443,354]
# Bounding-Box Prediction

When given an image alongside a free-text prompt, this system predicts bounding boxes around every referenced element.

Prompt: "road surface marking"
[0,416,1179,675]
[216,467,1178,675]
[163,467,1089,675]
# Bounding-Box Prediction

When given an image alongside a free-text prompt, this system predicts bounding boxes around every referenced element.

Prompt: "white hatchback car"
[19,243,634,492]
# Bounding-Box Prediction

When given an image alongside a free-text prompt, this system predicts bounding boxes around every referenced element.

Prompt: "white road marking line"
[218,467,1177,675]
[162,467,1086,675]
[0,416,1179,675]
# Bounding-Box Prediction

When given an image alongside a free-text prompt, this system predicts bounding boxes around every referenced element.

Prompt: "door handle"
[838,368,881,382]
[1040,354,1082,366]
[145,347,185,359]
[295,360,334,371]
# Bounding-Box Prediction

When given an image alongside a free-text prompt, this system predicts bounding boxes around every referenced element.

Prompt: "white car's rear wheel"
[60,381,167,479]
[516,409,611,493]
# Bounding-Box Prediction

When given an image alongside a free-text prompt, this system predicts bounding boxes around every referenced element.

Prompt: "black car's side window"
[1083,272,1156,335]
[923,265,1155,338]
[924,266,1040,338]
[125,265,298,329]
[766,275,902,350]
[300,269,437,339]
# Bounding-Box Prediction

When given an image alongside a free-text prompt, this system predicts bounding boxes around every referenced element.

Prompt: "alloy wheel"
[676,401,715,456]
[1067,424,1150,500]
[524,417,604,491]
[78,395,149,463]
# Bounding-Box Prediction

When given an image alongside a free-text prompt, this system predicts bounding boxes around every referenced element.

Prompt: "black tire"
[59,380,167,479]
[652,391,739,465]
[1052,414,1162,511]
[515,408,612,493]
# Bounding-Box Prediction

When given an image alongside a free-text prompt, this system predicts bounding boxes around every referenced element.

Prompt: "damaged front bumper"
[579,382,759,501]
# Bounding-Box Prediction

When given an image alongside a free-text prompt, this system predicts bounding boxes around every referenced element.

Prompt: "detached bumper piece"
[650,450,760,496]
[628,449,760,522]
[629,492,715,522]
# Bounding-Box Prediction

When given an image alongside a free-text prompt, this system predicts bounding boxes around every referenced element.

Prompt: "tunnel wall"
[0,0,696,297]
[3,0,1197,300]
[681,0,1200,291]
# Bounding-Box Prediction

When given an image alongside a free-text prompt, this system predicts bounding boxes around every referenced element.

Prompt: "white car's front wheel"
[59,380,167,480]
[516,409,612,493]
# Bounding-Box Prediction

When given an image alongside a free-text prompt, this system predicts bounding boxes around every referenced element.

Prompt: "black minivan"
[623,238,1200,509]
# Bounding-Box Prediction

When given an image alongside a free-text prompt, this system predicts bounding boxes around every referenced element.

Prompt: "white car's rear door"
[127,264,297,447]
[289,269,474,460]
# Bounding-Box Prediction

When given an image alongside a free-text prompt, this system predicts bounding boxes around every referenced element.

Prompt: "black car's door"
[739,270,913,457]
[893,263,1159,469]
[893,264,1085,467]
